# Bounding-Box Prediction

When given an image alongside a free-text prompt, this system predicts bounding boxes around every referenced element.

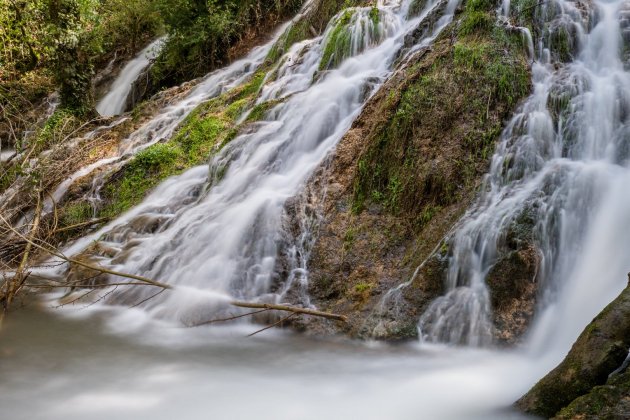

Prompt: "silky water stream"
[3,0,630,418]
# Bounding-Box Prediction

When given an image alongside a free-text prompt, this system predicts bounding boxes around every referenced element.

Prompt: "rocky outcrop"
[295,0,532,340]
[516,279,630,418]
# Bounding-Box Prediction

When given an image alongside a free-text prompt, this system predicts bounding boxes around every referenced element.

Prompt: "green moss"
[266,0,366,64]
[517,285,630,418]
[36,109,80,150]
[225,99,249,120]
[343,226,357,250]
[320,9,355,70]
[351,12,530,227]
[93,65,274,221]
[237,71,267,99]
[549,25,573,62]
[0,165,22,193]
[453,42,489,69]
[459,11,494,36]
[354,282,372,293]
[61,201,94,226]
[100,143,183,217]
[369,6,380,25]
[510,0,537,29]
[267,20,310,63]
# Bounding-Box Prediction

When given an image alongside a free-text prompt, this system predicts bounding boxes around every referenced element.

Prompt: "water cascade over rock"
[96,38,165,117]
[43,0,462,326]
[417,0,630,353]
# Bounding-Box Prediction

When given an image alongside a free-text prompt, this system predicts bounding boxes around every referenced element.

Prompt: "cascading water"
[41,26,292,216]
[7,0,630,419]
[96,38,165,117]
[46,0,461,325]
[418,0,630,355]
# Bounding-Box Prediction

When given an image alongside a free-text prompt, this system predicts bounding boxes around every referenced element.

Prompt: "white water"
[43,23,296,215]
[46,0,459,323]
[0,308,534,420]
[419,0,630,358]
[96,38,165,117]
[4,0,630,418]
[0,148,15,162]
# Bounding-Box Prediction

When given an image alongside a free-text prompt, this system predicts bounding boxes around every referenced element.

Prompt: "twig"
[247,312,298,337]
[231,301,347,322]
[0,213,171,289]
[7,188,42,306]
[130,288,166,308]
[53,217,110,234]
[27,282,170,288]
[193,308,271,327]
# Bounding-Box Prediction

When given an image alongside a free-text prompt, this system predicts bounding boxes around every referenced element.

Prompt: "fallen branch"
[53,217,110,234]
[194,308,271,327]
[0,213,171,290]
[231,301,347,322]
[4,189,42,307]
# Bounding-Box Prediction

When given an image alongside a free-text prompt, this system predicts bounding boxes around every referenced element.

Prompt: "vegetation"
[320,9,355,70]
[0,0,163,114]
[97,70,267,218]
[150,0,303,90]
[352,0,530,229]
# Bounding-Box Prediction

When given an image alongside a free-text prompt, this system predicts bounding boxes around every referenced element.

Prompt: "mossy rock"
[555,369,630,419]
[517,283,630,418]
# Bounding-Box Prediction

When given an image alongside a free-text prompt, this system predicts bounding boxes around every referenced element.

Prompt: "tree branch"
[231,301,347,322]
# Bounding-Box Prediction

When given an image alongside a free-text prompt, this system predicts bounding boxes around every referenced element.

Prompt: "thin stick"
[130,288,166,308]
[0,212,171,290]
[231,301,347,322]
[53,217,110,234]
[194,308,271,327]
[26,282,170,288]
[7,189,42,306]
[247,312,298,337]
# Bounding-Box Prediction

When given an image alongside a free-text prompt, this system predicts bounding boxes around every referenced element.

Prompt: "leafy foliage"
[150,0,303,89]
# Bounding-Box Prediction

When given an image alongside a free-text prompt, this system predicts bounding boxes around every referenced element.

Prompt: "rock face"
[516,281,630,418]
[487,245,540,344]
[294,0,532,340]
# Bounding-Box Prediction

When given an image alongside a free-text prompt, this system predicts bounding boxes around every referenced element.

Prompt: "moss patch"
[517,285,630,418]
[352,21,530,229]
[81,69,270,221]
[266,0,370,63]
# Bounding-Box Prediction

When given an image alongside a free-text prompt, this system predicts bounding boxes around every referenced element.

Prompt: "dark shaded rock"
[516,281,630,418]
[125,66,154,113]
[555,368,630,419]
[487,245,540,344]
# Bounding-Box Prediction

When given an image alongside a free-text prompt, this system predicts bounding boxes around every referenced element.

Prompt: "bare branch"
[231,301,347,322]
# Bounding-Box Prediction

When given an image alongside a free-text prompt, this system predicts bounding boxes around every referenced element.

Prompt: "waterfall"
[418,0,630,353]
[45,0,462,325]
[96,38,165,117]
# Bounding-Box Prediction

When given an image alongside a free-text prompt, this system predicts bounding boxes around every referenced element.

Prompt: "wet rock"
[125,66,154,113]
[286,12,531,341]
[516,281,630,418]
[487,246,540,344]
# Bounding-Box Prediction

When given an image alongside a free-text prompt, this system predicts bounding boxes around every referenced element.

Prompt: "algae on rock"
[301,0,532,340]
[517,281,630,418]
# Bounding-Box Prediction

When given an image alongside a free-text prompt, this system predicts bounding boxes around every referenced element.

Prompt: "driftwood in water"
[0,213,171,291]
[1,212,347,329]
[230,301,347,322]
